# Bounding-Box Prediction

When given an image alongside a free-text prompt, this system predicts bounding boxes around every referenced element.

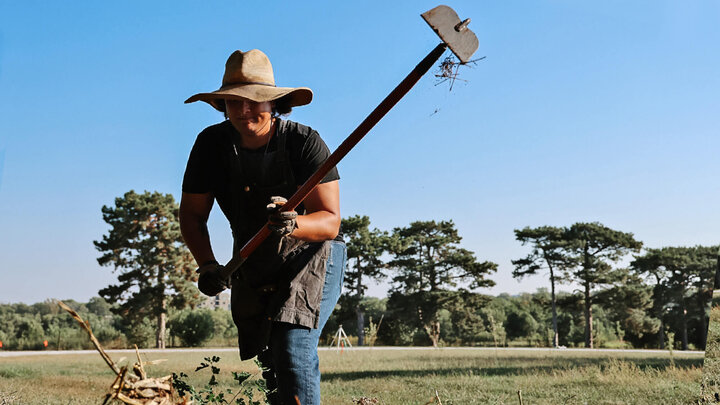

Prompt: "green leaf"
[233,371,252,384]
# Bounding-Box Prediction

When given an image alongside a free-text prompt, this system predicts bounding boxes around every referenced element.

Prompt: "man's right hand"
[197,262,229,296]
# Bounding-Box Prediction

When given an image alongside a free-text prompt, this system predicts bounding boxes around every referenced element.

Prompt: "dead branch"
[57,300,121,375]
[134,345,147,380]
[57,300,182,405]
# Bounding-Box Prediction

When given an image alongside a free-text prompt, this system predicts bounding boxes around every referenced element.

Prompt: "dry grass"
[700,295,720,403]
[0,347,704,404]
[319,348,703,404]
[0,351,258,405]
[0,389,20,405]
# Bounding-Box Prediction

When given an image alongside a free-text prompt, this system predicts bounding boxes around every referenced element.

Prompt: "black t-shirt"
[182,119,339,219]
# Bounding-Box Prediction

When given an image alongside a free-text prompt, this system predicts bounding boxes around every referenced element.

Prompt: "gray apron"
[224,119,330,360]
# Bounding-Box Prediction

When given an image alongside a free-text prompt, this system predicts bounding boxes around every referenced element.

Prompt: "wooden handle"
[222,43,448,279]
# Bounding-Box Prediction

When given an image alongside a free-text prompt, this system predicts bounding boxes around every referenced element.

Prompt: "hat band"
[227,81,276,87]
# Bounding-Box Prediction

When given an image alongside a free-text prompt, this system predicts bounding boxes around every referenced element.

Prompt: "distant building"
[198,292,231,311]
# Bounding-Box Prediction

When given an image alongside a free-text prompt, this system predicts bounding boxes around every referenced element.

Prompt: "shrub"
[169,309,215,347]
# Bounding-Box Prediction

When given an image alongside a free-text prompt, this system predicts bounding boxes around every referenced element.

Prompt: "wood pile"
[57,301,188,405]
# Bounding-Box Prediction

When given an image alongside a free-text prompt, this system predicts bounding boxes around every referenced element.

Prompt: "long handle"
[219,42,448,280]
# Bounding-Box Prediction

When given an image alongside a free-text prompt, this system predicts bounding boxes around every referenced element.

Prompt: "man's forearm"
[180,217,216,266]
[292,211,340,242]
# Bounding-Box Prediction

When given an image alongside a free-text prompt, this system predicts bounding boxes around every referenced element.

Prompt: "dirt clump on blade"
[434,55,486,91]
[57,300,187,405]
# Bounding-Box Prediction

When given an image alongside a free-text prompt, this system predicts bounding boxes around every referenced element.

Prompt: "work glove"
[197,261,230,296]
[266,196,298,237]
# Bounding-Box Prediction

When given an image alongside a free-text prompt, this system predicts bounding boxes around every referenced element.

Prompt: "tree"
[594,271,660,347]
[86,296,114,317]
[562,222,642,348]
[512,226,574,348]
[659,247,695,350]
[555,292,586,347]
[387,220,497,346]
[94,190,199,349]
[689,246,717,349]
[631,248,672,348]
[384,289,490,347]
[388,220,496,293]
[341,215,388,345]
[632,246,716,350]
[168,309,215,347]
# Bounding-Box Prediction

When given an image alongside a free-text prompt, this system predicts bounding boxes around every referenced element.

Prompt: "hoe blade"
[421,5,479,63]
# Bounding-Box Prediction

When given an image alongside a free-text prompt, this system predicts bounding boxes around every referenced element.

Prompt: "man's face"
[225,98,273,138]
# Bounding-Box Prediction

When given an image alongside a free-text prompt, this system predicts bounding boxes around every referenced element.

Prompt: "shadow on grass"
[322,357,702,382]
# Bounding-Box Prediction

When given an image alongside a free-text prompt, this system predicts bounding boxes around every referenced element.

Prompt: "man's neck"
[238,119,276,150]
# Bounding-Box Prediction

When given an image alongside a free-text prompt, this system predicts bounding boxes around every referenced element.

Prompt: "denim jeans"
[259,240,346,405]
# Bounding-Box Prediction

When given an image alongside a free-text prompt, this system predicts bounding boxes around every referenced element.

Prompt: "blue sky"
[0,1,718,303]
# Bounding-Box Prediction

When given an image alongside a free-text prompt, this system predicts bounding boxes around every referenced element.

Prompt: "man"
[180,49,346,405]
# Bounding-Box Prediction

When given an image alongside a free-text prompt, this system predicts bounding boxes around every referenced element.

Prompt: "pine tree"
[341,215,388,346]
[562,222,642,348]
[512,225,574,348]
[94,190,199,348]
[387,220,496,346]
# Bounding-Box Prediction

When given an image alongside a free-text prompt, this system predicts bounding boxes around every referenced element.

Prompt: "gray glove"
[266,196,298,237]
[197,261,230,296]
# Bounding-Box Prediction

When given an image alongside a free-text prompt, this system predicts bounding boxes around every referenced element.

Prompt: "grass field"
[0,348,704,405]
[701,293,720,403]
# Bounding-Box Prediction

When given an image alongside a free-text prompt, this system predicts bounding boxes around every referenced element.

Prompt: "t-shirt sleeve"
[296,130,340,185]
[182,131,217,194]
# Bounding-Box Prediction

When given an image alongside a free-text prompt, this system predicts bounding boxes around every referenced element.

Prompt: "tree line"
[0,191,714,351]
[332,216,717,350]
[0,298,237,350]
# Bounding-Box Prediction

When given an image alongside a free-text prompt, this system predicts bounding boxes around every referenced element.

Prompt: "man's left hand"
[267,196,298,237]
[197,261,230,296]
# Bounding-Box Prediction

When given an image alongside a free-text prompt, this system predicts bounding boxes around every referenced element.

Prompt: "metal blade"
[421,5,479,63]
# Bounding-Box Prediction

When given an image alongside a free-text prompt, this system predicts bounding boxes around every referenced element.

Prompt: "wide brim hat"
[185,49,313,112]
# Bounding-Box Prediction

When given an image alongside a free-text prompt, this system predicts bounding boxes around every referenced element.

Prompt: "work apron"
[224,119,330,360]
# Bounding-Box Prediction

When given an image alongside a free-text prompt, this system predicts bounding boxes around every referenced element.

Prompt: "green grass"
[0,348,704,404]
[701,295,720,402]
[321,349,702,404]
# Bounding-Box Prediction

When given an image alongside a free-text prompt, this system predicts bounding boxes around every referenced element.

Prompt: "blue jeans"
[259,240,346,405]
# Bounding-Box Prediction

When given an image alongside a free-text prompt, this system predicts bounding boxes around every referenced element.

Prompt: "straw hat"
[185,49,313,112]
